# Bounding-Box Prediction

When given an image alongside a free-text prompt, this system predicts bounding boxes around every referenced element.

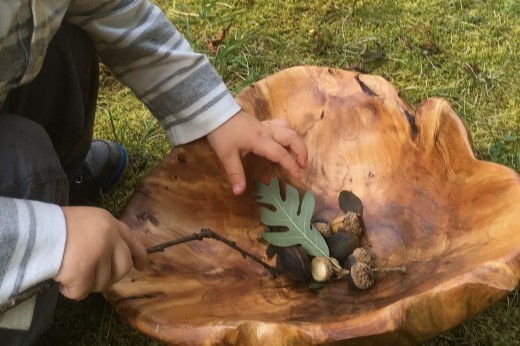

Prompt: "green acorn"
[311,256,333,282]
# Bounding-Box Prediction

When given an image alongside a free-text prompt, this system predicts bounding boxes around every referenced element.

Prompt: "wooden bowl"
[105,66,520,345]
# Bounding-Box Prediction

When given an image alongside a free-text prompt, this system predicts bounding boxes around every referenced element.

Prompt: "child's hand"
[54,206,147,300]
[206,110,308,195]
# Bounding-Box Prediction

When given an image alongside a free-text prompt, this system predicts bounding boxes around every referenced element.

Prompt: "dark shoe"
[69,140,128,205]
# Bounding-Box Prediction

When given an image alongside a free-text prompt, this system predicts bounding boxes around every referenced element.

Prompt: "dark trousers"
[0,22,99,345]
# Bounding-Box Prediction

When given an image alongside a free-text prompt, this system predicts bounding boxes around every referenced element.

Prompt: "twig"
[148,228,279,277]
[0,280,53,315]
[0,228,277,315]
[146,229,210,253]
[201,228,279,276]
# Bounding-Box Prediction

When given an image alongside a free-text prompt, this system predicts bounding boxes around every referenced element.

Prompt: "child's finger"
[217,151,246,195]
[263,124,308,168]
[252,138,302,179]
[262,118,291,128]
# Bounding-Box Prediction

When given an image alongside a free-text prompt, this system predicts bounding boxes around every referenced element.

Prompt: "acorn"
[311,256,333,282]
[343,211,364,237]
[325,231,361,265]
[346,260,407,290]
[344,247,374,269]
[330,212,364,237]
[338,190,363,215]
[347,262,375,290]
[314,221,332,238]
[330,215,345,234]
[268,245,311,282]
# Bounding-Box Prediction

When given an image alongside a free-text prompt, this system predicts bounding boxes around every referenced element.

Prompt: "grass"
[38,0,519,344]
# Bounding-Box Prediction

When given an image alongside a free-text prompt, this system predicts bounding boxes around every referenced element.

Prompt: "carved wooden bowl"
[105,66,520,345]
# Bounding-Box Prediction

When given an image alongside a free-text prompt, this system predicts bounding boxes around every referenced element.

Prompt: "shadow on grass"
[36,294,160,346]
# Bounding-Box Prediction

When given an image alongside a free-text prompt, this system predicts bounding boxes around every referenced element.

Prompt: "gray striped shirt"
[0,0,240,328]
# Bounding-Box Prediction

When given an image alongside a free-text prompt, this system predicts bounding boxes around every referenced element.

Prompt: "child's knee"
[0,113,67,200]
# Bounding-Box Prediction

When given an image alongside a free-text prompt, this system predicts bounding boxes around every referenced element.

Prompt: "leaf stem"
[329,257,344,272]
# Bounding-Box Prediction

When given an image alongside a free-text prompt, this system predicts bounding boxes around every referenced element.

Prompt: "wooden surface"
[105,66,520,345]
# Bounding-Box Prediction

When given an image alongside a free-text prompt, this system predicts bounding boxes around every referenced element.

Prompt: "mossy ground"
[38,0,519,344]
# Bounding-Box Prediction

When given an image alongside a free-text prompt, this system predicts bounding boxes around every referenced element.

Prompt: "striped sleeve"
[66,0,241,145]
[0,197,66,305]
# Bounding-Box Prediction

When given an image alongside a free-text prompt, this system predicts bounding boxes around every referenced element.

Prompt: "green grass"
[39,0,519,344]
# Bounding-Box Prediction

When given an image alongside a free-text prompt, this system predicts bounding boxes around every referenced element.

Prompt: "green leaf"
[256,178,329,258]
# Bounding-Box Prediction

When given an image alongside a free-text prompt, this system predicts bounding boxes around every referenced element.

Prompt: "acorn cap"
[348,262,375,290]
[342,211,364,237]
[314,221,332,238]
[330,215,345,234]
[311,256,333,282]
[352,247,374,267]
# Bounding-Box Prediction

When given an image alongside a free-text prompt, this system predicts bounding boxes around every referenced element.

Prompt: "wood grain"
[105,66,520,345]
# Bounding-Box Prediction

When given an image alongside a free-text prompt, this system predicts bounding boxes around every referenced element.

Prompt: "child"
[0,1,307,344]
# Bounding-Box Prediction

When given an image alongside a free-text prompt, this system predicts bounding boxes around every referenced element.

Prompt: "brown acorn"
[325,231,360,265]
[268,245,311,282]
[330,214,346,234]
[347,262,375,290]
[330,212,364,237]
[345,260,407,290]
[343,211,364,237]
[338,190,363,215]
